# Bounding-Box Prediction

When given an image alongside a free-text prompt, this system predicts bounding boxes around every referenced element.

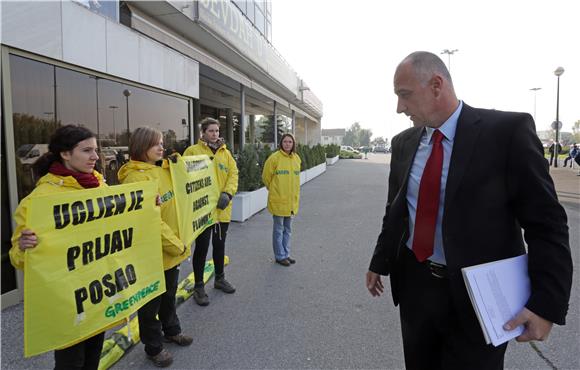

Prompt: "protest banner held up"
[168,155,219,246]
[23,181,164,357]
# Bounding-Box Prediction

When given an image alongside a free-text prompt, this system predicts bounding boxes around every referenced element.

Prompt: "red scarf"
[49,161,100,189]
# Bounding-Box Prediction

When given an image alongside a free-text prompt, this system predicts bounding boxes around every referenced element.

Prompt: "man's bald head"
[394,51,459,127]
[401,51,454,88]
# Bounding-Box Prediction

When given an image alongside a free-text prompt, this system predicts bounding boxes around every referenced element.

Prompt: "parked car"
[17,144,49,165]
[340,145,359,154]
[373,145,388,153]
[100,148,120,171]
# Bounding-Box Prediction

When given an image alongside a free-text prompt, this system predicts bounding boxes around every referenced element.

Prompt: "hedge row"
[236,144,333,191]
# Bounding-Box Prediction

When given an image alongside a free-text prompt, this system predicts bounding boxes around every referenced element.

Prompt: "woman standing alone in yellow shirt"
[261,134,301,266]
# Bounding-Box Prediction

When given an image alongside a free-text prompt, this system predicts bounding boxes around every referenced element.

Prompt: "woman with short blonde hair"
[118,126,193,367]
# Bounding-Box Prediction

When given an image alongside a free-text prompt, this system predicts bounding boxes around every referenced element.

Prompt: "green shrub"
[325,144,340,158]
[296,144,308,171]
[236,144,262,191]
[339,150,362,159]
[257,145,273,171]
[312,144,326,166]
[238,143,328,191]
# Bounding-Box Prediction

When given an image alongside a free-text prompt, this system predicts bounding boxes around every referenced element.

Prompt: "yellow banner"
[23,182,164,357]
[169,155,219,246]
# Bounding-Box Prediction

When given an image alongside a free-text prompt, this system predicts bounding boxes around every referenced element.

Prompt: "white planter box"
[304,162,326,182]
[300,171,306,185]
[232,163,327,222]
[326,155,339,165]
[231,187,268,222]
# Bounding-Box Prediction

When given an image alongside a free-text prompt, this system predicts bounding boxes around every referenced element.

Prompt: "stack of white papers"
[461,254,530,346]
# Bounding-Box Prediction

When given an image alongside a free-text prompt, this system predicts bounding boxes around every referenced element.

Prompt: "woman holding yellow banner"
[10,125,106,370]
[118,127,193,368]
[262,134,302,267]
[184,117,239,306]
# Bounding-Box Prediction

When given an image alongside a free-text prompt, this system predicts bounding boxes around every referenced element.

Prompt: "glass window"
[9,54,191,193]
[10,55,57,200]
[1,127,17,294]
[126,86,190,160]
[72,0,119,22]
[246,0,255,24]
[232,0,246,13]
[277,114,292,134]
[256,114,274,145]
[255,0,264,12]
[255,8,265,35]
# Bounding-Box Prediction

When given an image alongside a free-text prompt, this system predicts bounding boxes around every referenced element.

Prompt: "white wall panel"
[1,1,63,60]
[139,37,165,88]
[183,58,200,98]
[163,50,183,93]
[2,1,200,100]
[62,1,107,72]
[106,20,139,82]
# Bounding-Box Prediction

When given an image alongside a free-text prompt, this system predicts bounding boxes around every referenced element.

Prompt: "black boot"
[214,274,236,294]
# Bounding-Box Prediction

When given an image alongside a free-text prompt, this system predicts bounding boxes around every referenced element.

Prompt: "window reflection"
[9,54,190,196]
[10,55,57,199]
[254,8,265,35]
[2,128,17,294]
[72,0,119,22]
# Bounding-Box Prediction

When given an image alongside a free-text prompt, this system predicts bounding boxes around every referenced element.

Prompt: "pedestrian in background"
[563,143,578,168]
[366,51,572,370]
[262,133,301,266]
[118,127,193,368]
[184,118,238,306]
[549,140,562,166]
[10,125,107,370]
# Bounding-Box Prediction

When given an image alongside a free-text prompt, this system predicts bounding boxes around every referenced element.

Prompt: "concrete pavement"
[2,153,578,369]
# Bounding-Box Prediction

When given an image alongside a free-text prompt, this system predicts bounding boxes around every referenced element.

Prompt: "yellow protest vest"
[262,150,301,217]
[183,141,238,222]
[117,160,189,270]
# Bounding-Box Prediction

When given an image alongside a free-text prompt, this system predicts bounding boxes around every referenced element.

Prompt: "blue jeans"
[273,216,292,261]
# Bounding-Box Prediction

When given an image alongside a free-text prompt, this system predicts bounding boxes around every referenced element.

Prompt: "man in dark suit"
[366,51,572,370]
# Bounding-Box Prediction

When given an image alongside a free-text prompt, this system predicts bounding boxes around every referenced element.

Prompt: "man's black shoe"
[276,259,291,266]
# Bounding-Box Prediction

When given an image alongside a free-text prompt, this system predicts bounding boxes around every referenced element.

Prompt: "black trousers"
[54,332,105,370]
[398,247,507,370]
[138,265,181,356]
[193,223,229,283]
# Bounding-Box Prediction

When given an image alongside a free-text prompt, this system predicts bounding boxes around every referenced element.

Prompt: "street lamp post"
[123,89,132,143]
[529,87,541,123]
[553,67,564,168]
[440,49,459,73]
[109,105,119,144]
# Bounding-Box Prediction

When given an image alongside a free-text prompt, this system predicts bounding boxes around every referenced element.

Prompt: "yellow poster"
[169,155,219,246]
[23,181,164,357]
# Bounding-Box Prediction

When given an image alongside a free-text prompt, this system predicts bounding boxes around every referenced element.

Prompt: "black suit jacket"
[369,103,572,328]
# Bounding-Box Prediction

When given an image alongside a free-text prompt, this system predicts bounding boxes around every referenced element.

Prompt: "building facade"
[321,128,345,146]
[0,0,323,307]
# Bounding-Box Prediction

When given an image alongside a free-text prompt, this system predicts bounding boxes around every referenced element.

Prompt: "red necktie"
[412,129,444,262]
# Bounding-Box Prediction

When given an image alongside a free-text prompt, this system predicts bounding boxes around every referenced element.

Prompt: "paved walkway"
[549,165,580,208]
[2,153,578,369]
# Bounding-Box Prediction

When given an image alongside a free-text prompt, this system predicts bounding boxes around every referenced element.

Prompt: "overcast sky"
[272,0,579,142]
